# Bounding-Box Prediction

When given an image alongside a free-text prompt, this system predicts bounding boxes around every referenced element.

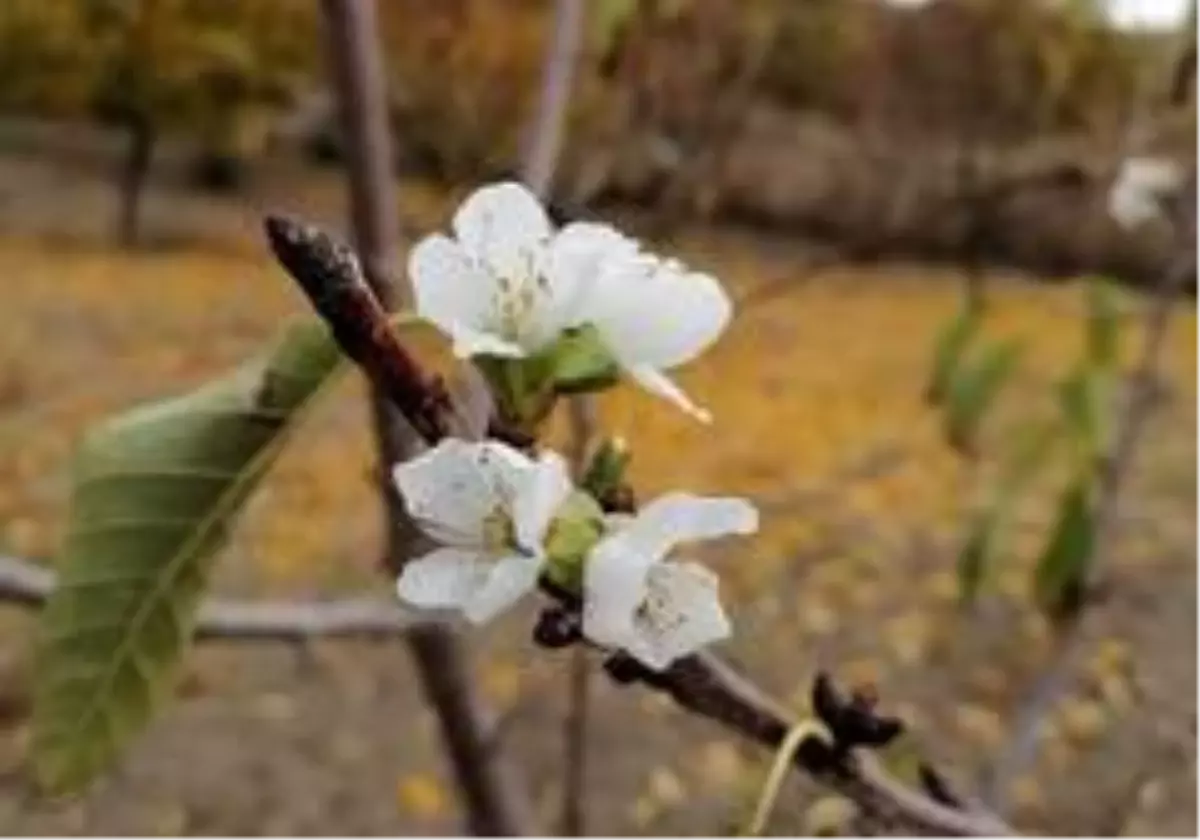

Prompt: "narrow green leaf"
[957,421,1059,605]
[590,0,639,56]
[1032,481,1096,621]
[944,340,1023,455]
[1084,277,1121,371]
[32,316,414,792]
[956,510,997,606]
[926,302,982,406]
[1058,366,1112,466]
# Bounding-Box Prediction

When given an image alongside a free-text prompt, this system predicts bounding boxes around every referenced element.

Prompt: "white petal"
[587,256,733,370]
[545,222,640,327]
[627,364,711,423]
[623,561,731,671]
[393,439,533,546]
[463,553,543,623]
[620,493,759,561]
[408,234,492,338]
[513,450,573,552]
[470,439,538,505]
[452,181,552,278]
[582,532,655,648]
[396,548,488,609]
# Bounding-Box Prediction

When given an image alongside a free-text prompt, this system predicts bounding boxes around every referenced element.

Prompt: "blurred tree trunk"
[319,1,533,834]
[116,116,155,248]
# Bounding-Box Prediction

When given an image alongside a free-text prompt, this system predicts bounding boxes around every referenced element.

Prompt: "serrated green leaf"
[944,340,1023,455]
[1033,481,1096,621]
[926,302,982,405]
[32,316,414,792]
[1084,277,1120,371]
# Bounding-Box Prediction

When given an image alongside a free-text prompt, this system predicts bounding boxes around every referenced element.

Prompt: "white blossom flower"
[575,251,731,422]
[1108,156,1185,229]
[408,181,636,359]
[583,493,759,670]
[393,438,572,623]
[408,181,733,421]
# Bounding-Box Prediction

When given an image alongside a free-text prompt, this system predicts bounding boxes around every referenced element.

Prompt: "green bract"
[542,491,607,594]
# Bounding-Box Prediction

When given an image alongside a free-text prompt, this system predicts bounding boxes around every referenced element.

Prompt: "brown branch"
[0,555,427,641]
[263,215,1019,837]
[264,215,452,446]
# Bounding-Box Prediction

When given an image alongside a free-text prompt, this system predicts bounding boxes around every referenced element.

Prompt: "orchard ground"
[0,146,1194,835]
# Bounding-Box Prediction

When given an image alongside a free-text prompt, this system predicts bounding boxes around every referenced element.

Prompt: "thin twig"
[0,554,426,641]
[264,216,1019,837]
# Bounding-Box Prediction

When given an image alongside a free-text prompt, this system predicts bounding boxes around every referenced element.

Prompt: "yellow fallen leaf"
[396,773,449,820]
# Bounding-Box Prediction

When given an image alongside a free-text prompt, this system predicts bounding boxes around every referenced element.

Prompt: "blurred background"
[0,0,1194,835]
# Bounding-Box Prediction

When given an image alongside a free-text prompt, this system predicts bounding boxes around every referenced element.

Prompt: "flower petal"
[452,181,552,278]
[582,532,655,648]
[463,553,543,623]
[619,493,759,561]
[627,364,711,423]
[513,450,573,552]
[588,256,733,371]
[623,561,731,670]
[393,439,534,546]
[408,233,492,338]
[396,548,487,609]
[545,222,640,327]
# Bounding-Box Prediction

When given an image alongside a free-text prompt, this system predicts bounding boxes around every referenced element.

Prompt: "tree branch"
[263,215,1020,837]
[0,554,427,641]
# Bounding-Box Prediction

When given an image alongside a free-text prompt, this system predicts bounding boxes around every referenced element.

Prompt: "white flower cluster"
[393,182,758,670]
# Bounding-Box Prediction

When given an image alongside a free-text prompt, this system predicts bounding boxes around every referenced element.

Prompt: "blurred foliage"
[376,0,1161,177]
[0,0,318,161]
[932,277,1129,618]
[0,0,1181,182]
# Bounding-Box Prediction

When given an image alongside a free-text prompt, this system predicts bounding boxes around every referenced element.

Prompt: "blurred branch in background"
[0,555,428,641]
[318,0,533,834]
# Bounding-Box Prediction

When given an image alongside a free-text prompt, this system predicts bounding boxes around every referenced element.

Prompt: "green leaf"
[31,316,406,792]
[944,340,1023,455]
[926,302,982,405]
[956,510,997,606]
[1033,481,1096,621]
[1084,277,1120,371]
[957,421,1059,605]
[1058,367,1111,466]
[590,0,639,56]
[579,436,630,501]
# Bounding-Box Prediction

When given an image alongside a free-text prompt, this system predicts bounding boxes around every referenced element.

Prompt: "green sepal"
[542,490,606,595]
[580,437,630,501]
[539,324,621,395]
